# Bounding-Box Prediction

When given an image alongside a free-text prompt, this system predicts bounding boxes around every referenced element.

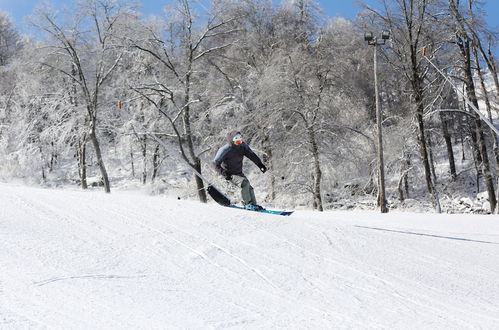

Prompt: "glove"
[259,164,267,173]
[221,168,232,180]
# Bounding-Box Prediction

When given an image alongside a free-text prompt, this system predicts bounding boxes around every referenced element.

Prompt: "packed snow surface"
[1,182,499,329]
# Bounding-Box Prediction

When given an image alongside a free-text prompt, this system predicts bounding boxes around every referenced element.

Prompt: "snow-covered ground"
[1,182,499,329]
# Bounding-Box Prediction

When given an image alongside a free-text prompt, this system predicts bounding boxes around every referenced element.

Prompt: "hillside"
[1,182,499,329]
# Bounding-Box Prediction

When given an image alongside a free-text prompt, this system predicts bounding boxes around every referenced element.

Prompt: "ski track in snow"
[104,203,341,323]
[1,182,499,329]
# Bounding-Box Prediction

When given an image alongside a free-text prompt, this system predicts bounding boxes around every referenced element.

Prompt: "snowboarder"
[213,131,267,211]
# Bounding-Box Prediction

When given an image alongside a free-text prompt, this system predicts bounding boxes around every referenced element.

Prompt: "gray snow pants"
[230,174,257,205]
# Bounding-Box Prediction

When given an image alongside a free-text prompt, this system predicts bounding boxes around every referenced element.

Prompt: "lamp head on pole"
[364,31,374,42]
[381,30,391,40]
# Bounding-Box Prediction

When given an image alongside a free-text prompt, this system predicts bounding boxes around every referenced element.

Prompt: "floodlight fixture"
[364,32,374,42]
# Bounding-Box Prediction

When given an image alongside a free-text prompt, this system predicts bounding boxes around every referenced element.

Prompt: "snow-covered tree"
[31,0,137,193]
[0,11,21,66]
[133,0,239,203]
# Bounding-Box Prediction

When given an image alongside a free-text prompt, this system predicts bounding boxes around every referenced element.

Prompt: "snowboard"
[207,185,293,216]
[227,205,294,216]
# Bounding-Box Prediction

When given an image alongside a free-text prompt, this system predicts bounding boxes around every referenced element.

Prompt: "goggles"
[232,134,243,146]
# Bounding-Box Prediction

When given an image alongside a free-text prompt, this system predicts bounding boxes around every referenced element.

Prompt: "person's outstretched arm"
[243,143,267,173]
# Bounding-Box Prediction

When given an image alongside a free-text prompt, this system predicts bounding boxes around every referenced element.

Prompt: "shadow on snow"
[355,226,498,245]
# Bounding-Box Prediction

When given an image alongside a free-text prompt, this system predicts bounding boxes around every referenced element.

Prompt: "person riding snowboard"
[213,131,267,211]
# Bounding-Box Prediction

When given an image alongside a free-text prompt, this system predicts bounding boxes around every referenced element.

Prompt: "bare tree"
[134,0,238,203]
[32,0,135,193]
[448,0,497,213]
[473,45,499,166]
[0,11,21,66]
[244,4,328,211]
[462,3,499,104]
[284,54,329,211]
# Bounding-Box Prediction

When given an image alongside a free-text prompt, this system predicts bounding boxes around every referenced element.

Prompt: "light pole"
[364,30,390,213]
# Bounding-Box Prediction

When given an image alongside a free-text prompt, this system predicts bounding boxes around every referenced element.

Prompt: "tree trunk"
[404,154,410,198]
[262,133,276,201]
[130,146,135,178]
[77,136,88,189]
[398,170,407,202]
[141,135,147,185]
[459,119,466,161]
[473,118,496,212]
[40,146,46,181]
[474,35,499,111]
[49,141,57,172]
[468,118,483,182]
[308,126,323,211]
[416,97,441,212]
[462,42,497,213]
[397,154,411,203]
[431,181,442,213]
[440,112,457,180]
[473,45,499,169]
[427,132,437,185]
[194,160,207,203]
[468,131,481,194]
[183,67,207,203]
[89,119,110,193]
[415,94,434,195]
[151,143,160,183]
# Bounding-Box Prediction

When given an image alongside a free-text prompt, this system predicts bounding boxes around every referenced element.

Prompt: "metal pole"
[374,42,388,213]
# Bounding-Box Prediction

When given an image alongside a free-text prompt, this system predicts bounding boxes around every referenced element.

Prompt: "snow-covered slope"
[1,182,499,329]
